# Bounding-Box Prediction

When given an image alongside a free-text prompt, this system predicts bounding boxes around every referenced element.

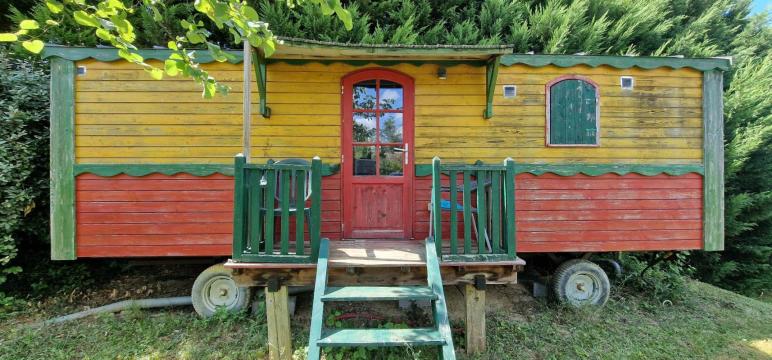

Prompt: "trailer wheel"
[192,264,252,317]
[551,259,610,307]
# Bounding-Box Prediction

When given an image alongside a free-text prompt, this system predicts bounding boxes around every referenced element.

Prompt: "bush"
[0,47,51,308]
[617,252,694,304]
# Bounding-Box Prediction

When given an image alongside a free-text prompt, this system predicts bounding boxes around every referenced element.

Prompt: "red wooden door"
[342,69,414,239]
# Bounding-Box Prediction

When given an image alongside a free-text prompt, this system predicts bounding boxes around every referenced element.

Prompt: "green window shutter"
[549,79,598,145]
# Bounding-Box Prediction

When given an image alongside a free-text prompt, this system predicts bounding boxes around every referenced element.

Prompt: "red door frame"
[341,68,415,239]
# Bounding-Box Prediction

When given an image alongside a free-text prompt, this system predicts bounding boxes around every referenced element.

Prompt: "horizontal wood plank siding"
[413,173,703,252]
[75,173,342,257]
[75,60,703,166]
[418,64,703,163]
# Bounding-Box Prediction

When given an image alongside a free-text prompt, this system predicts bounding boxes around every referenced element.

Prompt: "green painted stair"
[322,286,437,302]
[318,328,445,347]
[307,238,456,360]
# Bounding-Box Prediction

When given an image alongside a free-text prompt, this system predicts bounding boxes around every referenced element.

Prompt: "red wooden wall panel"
[75,173,343,257]
[75,172,701,257]
[413,173,703,253]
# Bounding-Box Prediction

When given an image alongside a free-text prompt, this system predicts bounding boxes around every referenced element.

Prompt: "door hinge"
[341,85,344,95]
[341,154,344,163]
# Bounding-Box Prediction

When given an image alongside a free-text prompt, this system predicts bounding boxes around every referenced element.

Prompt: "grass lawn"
[0,273,770,360]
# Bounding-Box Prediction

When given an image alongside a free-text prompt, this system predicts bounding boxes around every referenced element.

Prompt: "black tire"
[191,263,252,317]
[551,259,610,307]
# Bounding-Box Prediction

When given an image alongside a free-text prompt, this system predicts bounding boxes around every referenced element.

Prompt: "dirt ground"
[31,263,537,327]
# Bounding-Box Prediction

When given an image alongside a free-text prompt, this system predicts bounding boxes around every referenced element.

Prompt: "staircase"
[307,237,455,359]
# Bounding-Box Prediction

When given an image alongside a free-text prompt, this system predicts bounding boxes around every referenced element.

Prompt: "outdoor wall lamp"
[437,66,447,79]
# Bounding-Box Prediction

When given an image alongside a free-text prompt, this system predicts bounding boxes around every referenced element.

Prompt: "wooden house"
[43,38,728,359]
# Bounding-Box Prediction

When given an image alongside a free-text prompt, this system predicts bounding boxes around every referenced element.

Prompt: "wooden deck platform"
[226,239,525,287]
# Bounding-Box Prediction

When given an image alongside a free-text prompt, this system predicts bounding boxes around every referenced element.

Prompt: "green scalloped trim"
[74,164,233,177]
[500,54,731,71]
[42,47,240,63]
[73,163,340,177]
[41,46,486,67]
[414,163,704,177]
[514,164,704,176]
[42,46,730,71]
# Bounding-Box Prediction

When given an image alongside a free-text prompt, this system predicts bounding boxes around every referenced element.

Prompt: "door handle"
[393,143,409,164]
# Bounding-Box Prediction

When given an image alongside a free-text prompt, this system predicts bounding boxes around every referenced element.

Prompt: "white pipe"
[31,296,192,327]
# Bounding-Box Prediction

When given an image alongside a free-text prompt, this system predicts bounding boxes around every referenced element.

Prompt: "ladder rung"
[322,286,437,302]
[318,328,445,347]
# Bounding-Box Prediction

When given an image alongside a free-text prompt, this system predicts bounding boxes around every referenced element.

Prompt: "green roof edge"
[42,44,731,71]
[500,54,731,71]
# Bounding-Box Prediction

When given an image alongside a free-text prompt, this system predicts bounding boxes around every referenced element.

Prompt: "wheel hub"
[202,275,240,310]
[566,273,599,304]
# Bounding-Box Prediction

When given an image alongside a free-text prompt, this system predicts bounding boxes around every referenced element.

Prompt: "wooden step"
[317,328,446,347]
[322,286,437,302]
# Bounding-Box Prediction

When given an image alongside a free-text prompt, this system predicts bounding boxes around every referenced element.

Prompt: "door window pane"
[353,112,376,143]
[379,80,403,110]
[353,146,376,176]
[379,146,404,176]
[353,80,377,110]
[379,113,403,143]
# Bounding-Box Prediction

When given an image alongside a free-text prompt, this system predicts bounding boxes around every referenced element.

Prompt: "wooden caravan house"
[44,38,729,358]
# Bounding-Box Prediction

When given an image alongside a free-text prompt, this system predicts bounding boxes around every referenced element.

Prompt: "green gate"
[231,155,323,263]
[430,157,517,262]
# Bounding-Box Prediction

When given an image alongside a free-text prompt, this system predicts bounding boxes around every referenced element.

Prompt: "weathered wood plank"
[702,70,724,251]
[465,284,486,355]
[231,264,521,287]
[266,285,292,360]
[50,57,77,260]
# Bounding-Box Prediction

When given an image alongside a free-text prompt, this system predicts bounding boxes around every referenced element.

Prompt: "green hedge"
[0,47,51,307]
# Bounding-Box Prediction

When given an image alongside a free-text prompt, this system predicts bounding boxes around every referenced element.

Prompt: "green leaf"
[0,33,18,42]
[186,30,205,44]
[118,48,144,63]
[46,0,64,13]
[22,40,45,54]
[73,11,100,27]
[147,67,164,80]
[45,20,59,26]
[95,28,113,41]
[262,39,275,58]
[110,15,132,34]
[167,41,178,50]
[203,80,216,98]
[194,0,214,15]
[334,7,353,31]
[151,6,162,22]
[242,6,259,21]
[19,20,40,30]
[164,59,179,76]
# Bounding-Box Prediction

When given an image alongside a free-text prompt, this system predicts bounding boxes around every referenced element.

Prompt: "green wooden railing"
[430,157,517,262]
[232,155,322,263]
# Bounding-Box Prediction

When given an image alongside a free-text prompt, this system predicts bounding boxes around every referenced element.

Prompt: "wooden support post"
[465,276,487,354]
[266,282,292,360]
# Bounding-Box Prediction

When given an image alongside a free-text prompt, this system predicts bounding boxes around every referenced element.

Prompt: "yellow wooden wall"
[74,59,702,165]
[456,64,703,164]
[75,59,248,164]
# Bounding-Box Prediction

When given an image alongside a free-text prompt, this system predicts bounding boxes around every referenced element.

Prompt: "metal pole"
[242,40,252,162]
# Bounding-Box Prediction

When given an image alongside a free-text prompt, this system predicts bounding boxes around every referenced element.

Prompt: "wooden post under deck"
[465,282,486,354]
[266,284,292,360]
